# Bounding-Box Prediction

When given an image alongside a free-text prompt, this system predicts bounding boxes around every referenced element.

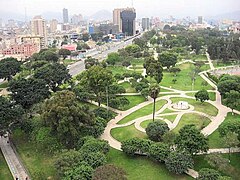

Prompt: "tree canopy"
[0,57,22,81]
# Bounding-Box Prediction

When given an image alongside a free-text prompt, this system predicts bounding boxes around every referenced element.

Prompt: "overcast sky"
[0,0,240,19]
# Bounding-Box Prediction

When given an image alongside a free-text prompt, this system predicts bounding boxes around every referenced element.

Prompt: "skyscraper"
[142,18,150,31]
[31,15,47,47]
[113,8,136,36]
[198,16,203,24]
[63,8,69,23]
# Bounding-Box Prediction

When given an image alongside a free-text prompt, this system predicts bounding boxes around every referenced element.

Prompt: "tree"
[80,151,107,169]
[59,49,71,60]
[0,96,24,134]
[144,56,163,83]
[149,84,160,121]
[162,131,177,147]
[222,132,239,162]
[175,125,209,155]
[93,164,127,180]
[219,119,240,141]
[106,52,121,66]
[146,121,169,141]
[82,33,90,42]
[195,89,210,103]
[42,91,96,147]
[169,67,181,76]
[8,78,50,109]
[158,52,177,69]
[34,63,70,92]
[165,151,194,174]
[0,57,22,81]
[148,142,170,162]
[80,137,110,154]
[198,168,221,180]
[55,150,83,177]
[133,38,147,50]
[63,164,93,180]
[141,88,149,100]
[224,90,240,114]
[217,80,239,97]
[121,138,153,155]
[76,66,115,106]
[40,50,59,62]
[84,56,99,69]
[125,44,141,57]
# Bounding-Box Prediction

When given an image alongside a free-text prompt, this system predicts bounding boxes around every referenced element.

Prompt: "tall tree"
[0,57,22,81]
[224,90,240,114]
[84,56,99,69]
[8,78,50,109]
[149,84,160,121]
[175,125,209,155]
[195,89,210,103]
[42,90,96,147]
[34,63,70,92]
[76,66,114,106]
[146,121,169,141]
[222,132,239,162]
[158,52,177,69]
[0,96,24,134]
[59,49,71,60]
[144,57,163,84]
[106,52,121,66]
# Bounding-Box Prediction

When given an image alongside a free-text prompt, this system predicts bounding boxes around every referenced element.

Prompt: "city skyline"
[0,0,240,21]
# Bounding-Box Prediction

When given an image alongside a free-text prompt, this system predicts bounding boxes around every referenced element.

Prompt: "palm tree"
[149,84,160,121]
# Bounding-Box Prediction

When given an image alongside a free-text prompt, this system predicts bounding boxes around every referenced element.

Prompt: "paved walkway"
[0,135,29,180]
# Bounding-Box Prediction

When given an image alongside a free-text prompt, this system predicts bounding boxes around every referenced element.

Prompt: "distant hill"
[209,11,240,20]
[89,10,112,21]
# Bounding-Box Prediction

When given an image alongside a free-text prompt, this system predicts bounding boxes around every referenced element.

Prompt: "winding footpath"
[100,54,240,179]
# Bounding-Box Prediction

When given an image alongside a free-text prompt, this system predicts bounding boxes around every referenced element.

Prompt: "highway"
[68,35,139,76]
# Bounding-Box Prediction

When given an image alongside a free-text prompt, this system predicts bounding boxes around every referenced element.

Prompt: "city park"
[0,29,240,179]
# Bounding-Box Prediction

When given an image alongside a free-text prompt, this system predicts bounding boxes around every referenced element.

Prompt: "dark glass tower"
[120,10,136,36]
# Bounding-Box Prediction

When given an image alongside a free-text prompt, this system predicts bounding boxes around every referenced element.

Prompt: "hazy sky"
[0,0,240,19]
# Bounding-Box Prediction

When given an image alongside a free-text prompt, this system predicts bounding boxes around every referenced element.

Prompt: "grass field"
[107,148,193,180]
[111,125,147,142]
[161,63,213,91]
[194,153,240,179]
[0,151,12,180]
[0,82,8,88]
[208,113,240,148]
[63,59,76,66]
[170,97,218,116]
[107,66,132,75]
[172,113,211,133]
[162,114,178,122]
[12,129,59,180]
[130,58,145,66]
[119,82,136,93]
[118,95,146,111]
[117,99,167,124]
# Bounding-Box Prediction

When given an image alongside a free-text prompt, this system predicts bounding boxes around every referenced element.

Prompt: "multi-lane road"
[68,35,140,76]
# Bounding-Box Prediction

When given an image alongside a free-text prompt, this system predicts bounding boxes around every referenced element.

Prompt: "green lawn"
[191,54,207,61]
[140,119,167,129]
[117,95,146,111]
[12,129,59,180]
[119,82,136,93]
[118,99,167,124]
[107,148,193,180]
[0,82,8,88]
[107,66,132,75]
[172,113,211,133]
[162,114,178,122]
[208,113,240,148]
[63,59,76,66]
[111,125,147,142]
[186,92,216,101]
[170,97,218,116]
[161,63,213,91]
[194,153,240,179]
[0,151,12,180]
[161,108,176,114]
[130,58,144,66]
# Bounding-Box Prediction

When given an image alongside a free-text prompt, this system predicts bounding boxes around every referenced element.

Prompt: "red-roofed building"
[62,44,77,51]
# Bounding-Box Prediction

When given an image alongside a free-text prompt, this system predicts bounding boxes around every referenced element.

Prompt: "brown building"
[31,16,47,47]
[2,43,39,60]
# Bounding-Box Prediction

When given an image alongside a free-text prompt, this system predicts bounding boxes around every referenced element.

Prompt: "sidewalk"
[0,136,29,180]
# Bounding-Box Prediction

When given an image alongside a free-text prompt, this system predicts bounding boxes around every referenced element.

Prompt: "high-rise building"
[63,8,69,23]
[113,8,136,35]
[31,15,47,48]
[50,19,58,33]
[198,16,203,24]
[71,14,83,25]
[142,18,150,31]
